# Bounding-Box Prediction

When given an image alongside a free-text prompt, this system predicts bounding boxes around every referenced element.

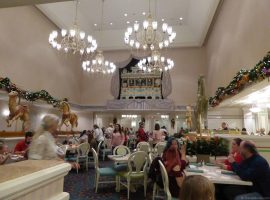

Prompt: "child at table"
[0,140,10,165]
[216,138,243,171]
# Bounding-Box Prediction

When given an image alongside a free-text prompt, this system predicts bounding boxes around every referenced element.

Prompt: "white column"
[242,107,256,134]
[256,108,269,134]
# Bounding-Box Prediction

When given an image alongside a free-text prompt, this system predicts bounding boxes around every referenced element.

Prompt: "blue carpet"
[64,160,152,200]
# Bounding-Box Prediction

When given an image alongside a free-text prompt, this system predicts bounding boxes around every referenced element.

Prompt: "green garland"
[209,51,270,107]
[0,77,61,107]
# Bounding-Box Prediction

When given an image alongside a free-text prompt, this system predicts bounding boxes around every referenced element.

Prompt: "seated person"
[88,131,97,151]
[221,122,228,130]
[180,175,215,200]
[0,140,10,165]
[216,138,242,170]
[14,131,33,157]
[228,141,270,199]
[162,137,187,198]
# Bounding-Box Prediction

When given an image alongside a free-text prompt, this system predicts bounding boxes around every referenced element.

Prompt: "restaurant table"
[185,164,253,186]
[107,154,130,163]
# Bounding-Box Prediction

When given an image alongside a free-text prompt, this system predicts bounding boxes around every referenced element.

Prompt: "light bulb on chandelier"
[82,51,116,74]
[48,0,97,56]
[124,0,176,51]
[137,50,174,73]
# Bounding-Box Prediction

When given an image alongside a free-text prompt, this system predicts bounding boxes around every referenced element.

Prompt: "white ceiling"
[37,0,220,50]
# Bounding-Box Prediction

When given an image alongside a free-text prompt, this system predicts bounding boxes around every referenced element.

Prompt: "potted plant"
[186,137,229,163]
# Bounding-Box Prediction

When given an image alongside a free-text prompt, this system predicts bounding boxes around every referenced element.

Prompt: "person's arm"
[120,133,125,145]
[231,160,261,181]
[173,165,184,188]
[0,154,10,165]
[180,144,187,162]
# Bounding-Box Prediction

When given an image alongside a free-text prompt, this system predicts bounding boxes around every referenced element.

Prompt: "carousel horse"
[58,100,78,131]
[6,91,30,131]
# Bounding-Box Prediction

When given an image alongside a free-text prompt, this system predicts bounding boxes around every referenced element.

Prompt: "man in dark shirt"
[14,131,33,157]
[228,140,270,199]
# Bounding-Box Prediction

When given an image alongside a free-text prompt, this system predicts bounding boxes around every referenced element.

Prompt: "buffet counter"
[216,134,270,163]
[0,160,71,200]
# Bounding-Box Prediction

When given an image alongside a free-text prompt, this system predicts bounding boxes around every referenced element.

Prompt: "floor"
[64,160,153,200]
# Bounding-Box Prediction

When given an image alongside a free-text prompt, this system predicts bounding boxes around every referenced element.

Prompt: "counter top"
[0,160,65,183]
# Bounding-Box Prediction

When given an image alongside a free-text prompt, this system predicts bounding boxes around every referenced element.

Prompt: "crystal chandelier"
[81,0,116,74]
[138,50,174,72]
[48,0,97,55]
[82,51,116,74]
[124,0,176,51]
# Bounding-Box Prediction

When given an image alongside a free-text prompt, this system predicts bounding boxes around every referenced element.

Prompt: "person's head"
[114,124,121,132]
[240,140,258,159]
[154,123,160,131]
[109,123,113,128]
[242,128,247,132]
[231,138,242,153]
[164,137,180,152]
[93,124,99,129]
[181,127,184,130]
[180,175,215,200]
[41,114,59,132]
[221,122,227,129]
[24,131,33,145]
[139,122,144,128]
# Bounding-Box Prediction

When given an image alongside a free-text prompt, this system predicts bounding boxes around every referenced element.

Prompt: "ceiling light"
[124,13,128,17]
[250,106,261,113]
[124,0,176,51]
[137,50,174,72]
[142,12,146,15]
[48,0,97,56]
[126,21,130,24]
[110,22,113,25]
[94,23,97,26]
[179,17,183,20]
[161,18,164,22]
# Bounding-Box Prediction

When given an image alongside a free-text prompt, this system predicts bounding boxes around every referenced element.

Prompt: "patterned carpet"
[64,160,153,200]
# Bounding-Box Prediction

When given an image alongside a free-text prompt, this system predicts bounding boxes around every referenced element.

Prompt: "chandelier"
[82,51,116,74]
[124,0,176,51]
[81,0,117,74]
[138,50,174,72]
[48,0,97,55]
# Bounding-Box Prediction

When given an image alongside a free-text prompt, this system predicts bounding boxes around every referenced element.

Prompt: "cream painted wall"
[81,48,207,105]
[206,0,270,96]
[0,6,82,103]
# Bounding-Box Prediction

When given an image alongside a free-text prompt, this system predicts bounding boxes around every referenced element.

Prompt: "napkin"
[221,170,236,175]
[186,169,204,173]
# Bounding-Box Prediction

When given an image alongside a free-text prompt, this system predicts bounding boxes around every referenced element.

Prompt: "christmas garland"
[0,77,61,107]
[209,51,270,107]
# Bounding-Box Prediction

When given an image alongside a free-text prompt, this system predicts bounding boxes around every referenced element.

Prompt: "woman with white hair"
[28,114,61,160]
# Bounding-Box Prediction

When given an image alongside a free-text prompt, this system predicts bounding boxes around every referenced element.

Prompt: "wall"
[81,47,207,106]
[206,0,270,96]
[0,6,82,103]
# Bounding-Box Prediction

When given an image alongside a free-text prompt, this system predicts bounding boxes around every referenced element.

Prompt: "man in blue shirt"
[228,140,270,199]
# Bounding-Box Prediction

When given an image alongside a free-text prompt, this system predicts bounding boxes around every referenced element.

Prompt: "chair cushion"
[65,157,77,162]
[98,167,117,176]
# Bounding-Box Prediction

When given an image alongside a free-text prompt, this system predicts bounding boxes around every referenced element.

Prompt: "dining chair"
[113,145,131,156]
[113,145,131,171]
[137,141,150,153]
[154,142,166,157]
[92,148,118,193]
[118,151,149,200]
[76,142,90,173]
[157,160,178,200]
[97,140,112,161]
